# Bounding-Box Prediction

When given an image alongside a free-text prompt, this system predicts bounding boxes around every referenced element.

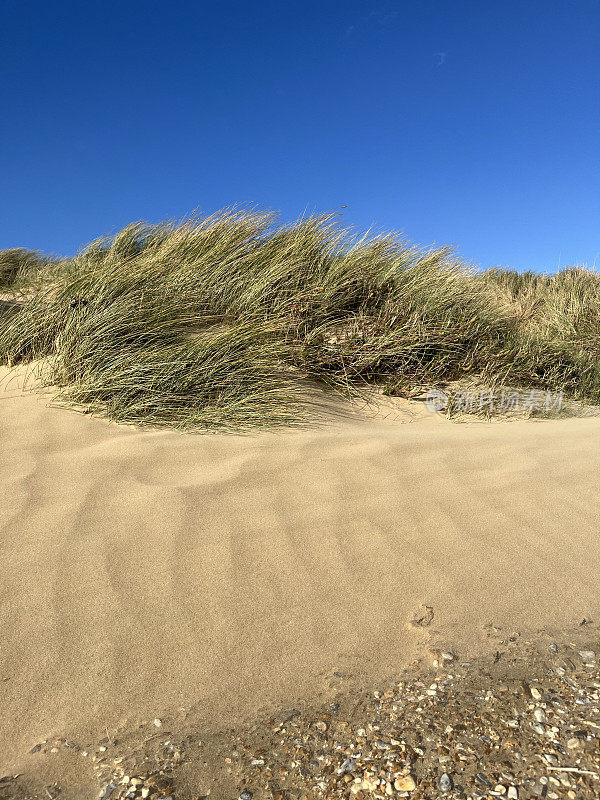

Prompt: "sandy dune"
[1,368,600,769]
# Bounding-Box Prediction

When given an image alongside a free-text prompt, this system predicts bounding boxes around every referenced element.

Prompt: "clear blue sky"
[1,0,598,270]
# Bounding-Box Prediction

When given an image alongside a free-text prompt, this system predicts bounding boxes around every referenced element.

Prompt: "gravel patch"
[5,625,600,799]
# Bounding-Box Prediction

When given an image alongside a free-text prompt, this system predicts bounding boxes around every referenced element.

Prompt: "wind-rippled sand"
[1,367,599,771]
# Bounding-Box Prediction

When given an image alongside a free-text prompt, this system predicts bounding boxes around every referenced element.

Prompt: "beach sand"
[1,367,599,775]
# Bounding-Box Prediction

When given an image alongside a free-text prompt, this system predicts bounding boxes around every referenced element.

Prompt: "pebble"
[532,722,546,735]
[239,792,253,800]
[507,787,518,799]
[153,718,162,728]
[438,772,453,793]
[394,775,417,792]
[579,650,596,661]
[542,753,558,764]
[99,785,117,800]
[533,708,546,723]
[530,686,542,700]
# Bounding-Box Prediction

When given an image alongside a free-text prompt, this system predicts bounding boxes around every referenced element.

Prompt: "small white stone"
[532,722,546,735]
[507,787,518,799]
[153,718,162,727]
[530,686,542,700]
[542,753,558,764]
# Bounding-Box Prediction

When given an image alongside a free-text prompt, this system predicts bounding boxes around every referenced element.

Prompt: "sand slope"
[1,369,599,767]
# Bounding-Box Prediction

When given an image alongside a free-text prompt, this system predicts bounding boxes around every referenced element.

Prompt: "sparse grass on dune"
[1,209,599,430]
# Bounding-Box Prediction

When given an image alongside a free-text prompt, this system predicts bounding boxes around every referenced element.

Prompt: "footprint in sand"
[410,604,434,628]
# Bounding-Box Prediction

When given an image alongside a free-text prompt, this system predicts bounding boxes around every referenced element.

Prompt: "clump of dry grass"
[1,209,598,430]
[482,266,600,357]
[0,248,56,291]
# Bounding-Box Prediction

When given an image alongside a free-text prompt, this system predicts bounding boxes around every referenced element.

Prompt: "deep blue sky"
[1,0,598,270]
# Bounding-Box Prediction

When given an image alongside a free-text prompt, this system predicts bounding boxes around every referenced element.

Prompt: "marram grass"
[1,209,599,430]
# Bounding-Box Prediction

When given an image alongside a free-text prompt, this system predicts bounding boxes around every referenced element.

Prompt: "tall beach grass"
[1,209,598,430]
